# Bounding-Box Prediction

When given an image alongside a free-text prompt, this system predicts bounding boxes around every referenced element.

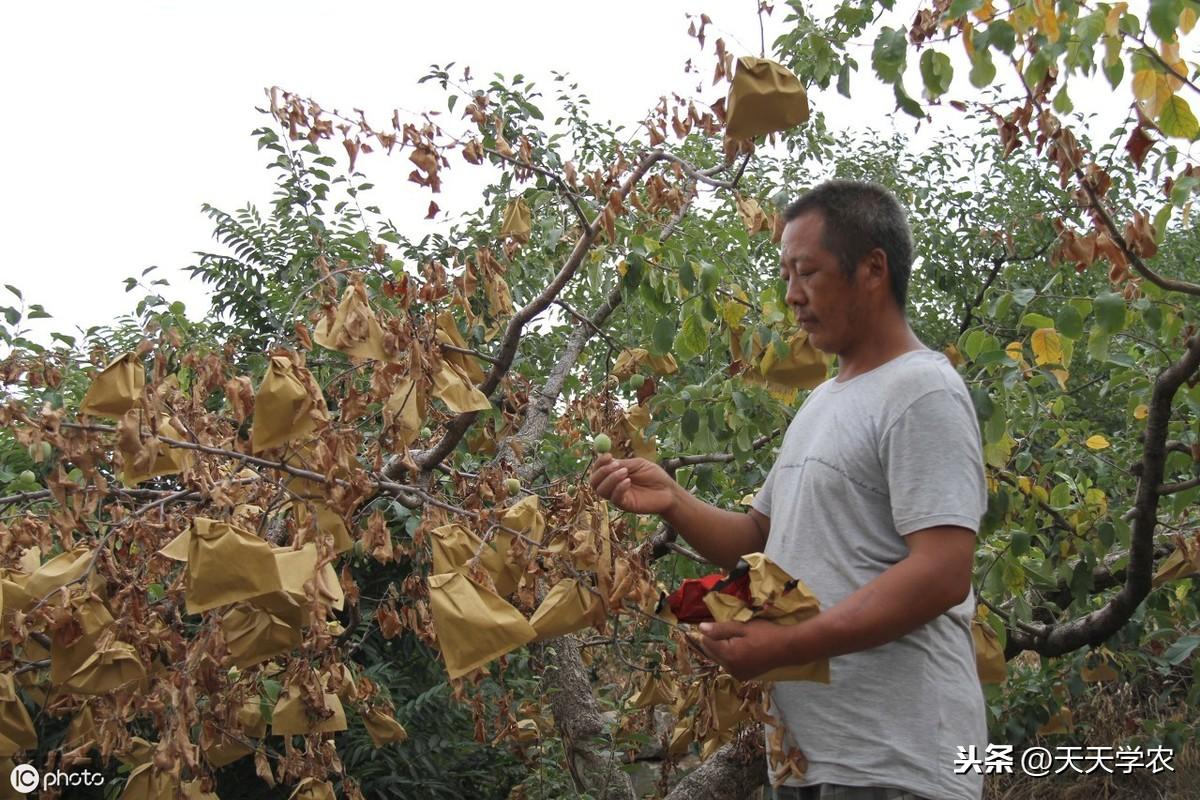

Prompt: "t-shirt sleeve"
[751,460,776,518]
[878,388,987,536]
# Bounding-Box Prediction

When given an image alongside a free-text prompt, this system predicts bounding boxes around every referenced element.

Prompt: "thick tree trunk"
[664,727,768,800]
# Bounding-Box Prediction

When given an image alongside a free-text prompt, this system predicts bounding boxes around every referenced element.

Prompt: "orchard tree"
[2,2,1200,799]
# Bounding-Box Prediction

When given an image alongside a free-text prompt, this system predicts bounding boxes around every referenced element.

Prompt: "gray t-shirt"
[752,349,987,800]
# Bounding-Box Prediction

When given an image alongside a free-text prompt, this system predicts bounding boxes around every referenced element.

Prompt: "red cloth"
[666,571,751,623]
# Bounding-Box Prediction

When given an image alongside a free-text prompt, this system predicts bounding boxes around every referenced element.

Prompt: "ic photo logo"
[9,764,38,793]
[8,763,104,794]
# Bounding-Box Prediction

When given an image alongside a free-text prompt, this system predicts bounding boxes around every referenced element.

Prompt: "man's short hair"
[783,180,913,310]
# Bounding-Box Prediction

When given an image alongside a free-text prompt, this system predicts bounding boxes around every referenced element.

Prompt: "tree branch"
[1008,334,1200,655]
[662,726,766,800]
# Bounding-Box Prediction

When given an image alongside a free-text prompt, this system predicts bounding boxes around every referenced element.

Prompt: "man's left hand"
[696,619,793,681]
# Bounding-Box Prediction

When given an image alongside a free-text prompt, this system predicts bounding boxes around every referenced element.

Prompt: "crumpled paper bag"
[203,698,266,768]
[250,356,328,452]
[185,518,283,615]
[62,635,147,695]
[63,703,97,750]
[288,778,335,800]
[23,547,93,603]
[363,706,409,746]
[690,553,828,683]
[79,352,144,418]
[427,572,537,679]
[745,331,827,390]
[620,404,657,460]
[271,687,347,736]
[247,544,344,628]
[724,56,810,141]
[628,671,677,709]
[50,595,115,686]
[500,197,531,242]
[384,377,424,448]
[611,347,678,379]
[972,612,1007,685]
[313,281,390,361]
[182,780,220,800]
[119,415,193,486]
[529,578,598,642]
[120,763,176,800]
[1153,534,1200,586]
[436,311,485,384]
[432,361,491,413]
[221,604,302,669]
[0,675,37,756]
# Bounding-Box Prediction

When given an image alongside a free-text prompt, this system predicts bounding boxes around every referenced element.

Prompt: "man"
[589,180,987,800]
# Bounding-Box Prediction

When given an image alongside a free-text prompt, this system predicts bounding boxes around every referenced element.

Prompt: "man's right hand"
[588,454,679,516]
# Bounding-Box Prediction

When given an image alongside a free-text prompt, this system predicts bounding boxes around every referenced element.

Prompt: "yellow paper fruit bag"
[0,675,37,756]
[972,612,1007,685]
[271,687,347,736]
[250,356,327,452]
[431,362,491,413]
[313,280,390,361]
[185,518,283,614]
[724,56,810,141]
[363,706,409,747]
[120,764,176,800]
[500,197,531,242]
[221,604,302,669]
[62,635,147,695]
[529,578,597,641]
[119,415,194,486]
[427,572,537,679]
[79,352,144,418]
[289,778,336,800]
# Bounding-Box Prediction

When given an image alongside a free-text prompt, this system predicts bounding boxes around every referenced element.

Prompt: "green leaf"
[985,20,1016,54]
[4,285,21,300]
[1160,635,1200,666]
[1052,86,1074,114]
[1087,326,1111,362]
[1011,530,1030,557]
[1158,95,1199,140]
[919,50,953,97]
[969,49,997,88]
[946,0,983,19]
[1055,305,1084,338]
[1149,0,1183,41]
[1012,286,1036,306]
[1020,312,1055,329]
[963,329,987,359]
[674,311,707,362]
[1094,292,1126,334]
[679,261,696,293]
[893,82,925,119]
[681,409,699,440]
[651,315,676,355]
[872,26,908,83]
[623,253,645,291]
[837,62,852,97]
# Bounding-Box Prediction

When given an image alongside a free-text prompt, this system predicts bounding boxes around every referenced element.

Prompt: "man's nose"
[785,276,807,307]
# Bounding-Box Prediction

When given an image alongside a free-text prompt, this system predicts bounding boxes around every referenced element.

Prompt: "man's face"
[779,212,863,356]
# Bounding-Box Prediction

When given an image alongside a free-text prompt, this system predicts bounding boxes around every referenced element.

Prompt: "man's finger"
[593,465,629,499]
[698,621,746,641]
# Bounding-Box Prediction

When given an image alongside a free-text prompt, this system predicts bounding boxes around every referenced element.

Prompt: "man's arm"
[698,525,974,681]
[589,454,769,569]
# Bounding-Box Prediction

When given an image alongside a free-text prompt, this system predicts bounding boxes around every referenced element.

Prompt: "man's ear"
[858,248,889,296]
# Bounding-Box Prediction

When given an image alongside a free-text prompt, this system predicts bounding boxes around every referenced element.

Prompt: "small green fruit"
[18,470,36,484]
[626,374,645,391]
[505,478,521,494]
[420,427,432,439]
[592,433,612,454]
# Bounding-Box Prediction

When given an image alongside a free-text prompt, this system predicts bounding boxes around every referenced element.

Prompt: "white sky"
[0,1,1160,345]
